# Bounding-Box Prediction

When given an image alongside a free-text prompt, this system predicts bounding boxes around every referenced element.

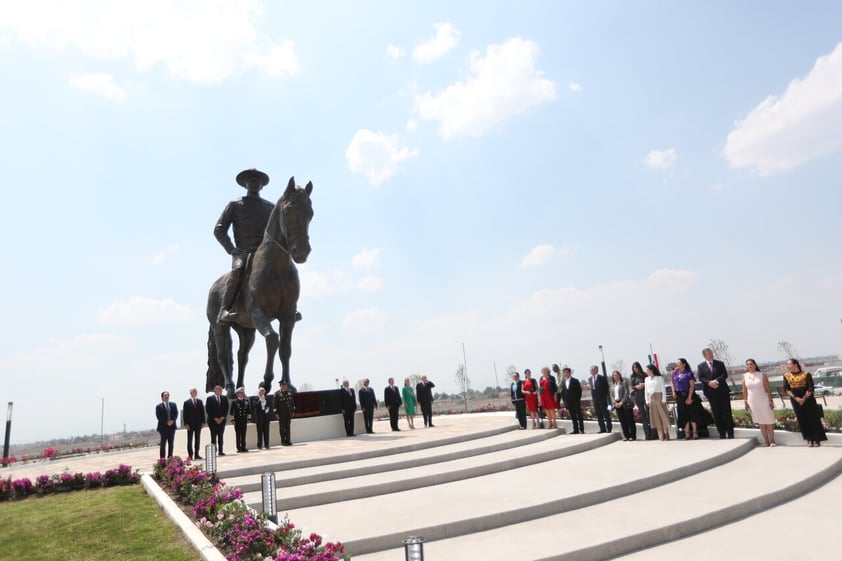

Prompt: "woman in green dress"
[402,377,417,429]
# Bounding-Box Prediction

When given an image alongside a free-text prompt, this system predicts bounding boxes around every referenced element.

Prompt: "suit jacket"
[589,374,610,405]
[205,394,230,425]
[560,377,582,405]
[510,379,525,402]
[384,385,402,408]
[358,386,377,409]
[416,381,436,405]
[156,402,178,433]
[182,397,205,429]
[612,379,633,407]
[252,395,274,424]
[340,387,357,413]
[697,359,730,397]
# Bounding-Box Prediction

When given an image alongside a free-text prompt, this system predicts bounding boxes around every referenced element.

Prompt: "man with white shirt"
[155,391,178,459]
[339,379,357,437]
[182,388,206,460]
[560,367,585,434]
[588,365,612,433]
[697,348,734,439]
[358,378,377,434]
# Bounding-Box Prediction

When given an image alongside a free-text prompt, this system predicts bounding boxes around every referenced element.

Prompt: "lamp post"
[261,472,277,523]
[402,536,425,561]
[100,397,105,449]
[599,345,607,376]
[2,402,12,467]
[204,443,217,473]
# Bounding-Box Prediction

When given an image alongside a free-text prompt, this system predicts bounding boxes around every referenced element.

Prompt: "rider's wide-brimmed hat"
[236,168,270,188]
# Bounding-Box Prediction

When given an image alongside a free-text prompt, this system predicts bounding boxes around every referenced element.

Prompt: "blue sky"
[1,1,841,443]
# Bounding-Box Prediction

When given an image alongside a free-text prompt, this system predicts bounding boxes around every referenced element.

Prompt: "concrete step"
[215,421,516,479]
[229,425,563,492]
[612,458,842,561]
[353,445,842,561]
[288,437,754,556]
[244,432,615,510]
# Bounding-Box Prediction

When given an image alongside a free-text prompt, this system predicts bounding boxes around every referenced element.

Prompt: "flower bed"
[0,464,139,500]
[153,457,347,561]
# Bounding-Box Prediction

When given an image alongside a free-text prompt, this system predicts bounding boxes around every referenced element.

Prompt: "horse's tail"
[206,325,225,392]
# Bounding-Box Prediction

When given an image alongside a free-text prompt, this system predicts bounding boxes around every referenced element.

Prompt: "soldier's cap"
[236,168,270,188]
[235,387,245,393]
[279,380,288,386]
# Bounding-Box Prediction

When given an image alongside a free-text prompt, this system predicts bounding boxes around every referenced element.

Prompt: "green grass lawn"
[0,485,198,561]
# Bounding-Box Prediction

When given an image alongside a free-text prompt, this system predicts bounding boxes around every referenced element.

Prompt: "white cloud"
[724,42,842,175]
[69,72,126,100]
[299,269,353,298]
[0,0,299,84]
[96,296,192,325]
[357,276,385,293]
[147,244,180,265]
[405,118,417,132]
[345,129,419,186]
[643,147,677,169]
[413,22,460,64]
[244,40,300,78]
[569,82,582,92]
[386,44,405,60]
[343,307,388,333]
[414,37,556,139]
[518,243,574,269]
[352,248,381,271]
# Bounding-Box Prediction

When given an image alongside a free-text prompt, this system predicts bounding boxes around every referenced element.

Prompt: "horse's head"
[277,176,314,264]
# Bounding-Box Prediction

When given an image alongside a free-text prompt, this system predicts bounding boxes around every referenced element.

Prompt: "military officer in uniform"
[275,380,296,446]
[232,387,251,452]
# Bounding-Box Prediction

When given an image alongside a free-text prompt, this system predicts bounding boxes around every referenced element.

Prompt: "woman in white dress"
[644,364,671,441]
[742,358,776,446]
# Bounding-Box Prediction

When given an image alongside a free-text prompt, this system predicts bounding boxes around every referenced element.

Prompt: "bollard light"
[204,443,217,473]
[402,536,425,561]
[261,472,277,523]
[2,402,12,468]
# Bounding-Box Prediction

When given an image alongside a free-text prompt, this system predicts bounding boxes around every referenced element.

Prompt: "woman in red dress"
[539,367,559,429]
[523,369,540,428]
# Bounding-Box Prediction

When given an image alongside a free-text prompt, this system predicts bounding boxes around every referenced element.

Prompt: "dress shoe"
[218,452,226,456]
[194,455,203,460]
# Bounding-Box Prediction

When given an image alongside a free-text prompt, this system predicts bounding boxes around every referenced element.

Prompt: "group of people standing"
[154,380,296,459]
[508,348,828,447]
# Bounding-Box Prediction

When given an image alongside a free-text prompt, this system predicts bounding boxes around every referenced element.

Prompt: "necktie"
[192,399,196,408]
[166,403,171,420]
[217,395,220,405]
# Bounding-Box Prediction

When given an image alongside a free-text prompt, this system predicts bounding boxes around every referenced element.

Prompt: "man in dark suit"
[205,385,229,456]
[358,378,377,434]
[156,391,178,459]
[384,377,402,431]
[416,375,436,427]
[698,348,735,439]
[339,379,357,437]
[560,367,585,434]
[182,387,205,460]
[252,386,274,449]
[588,365,612,433]
[510,372,527,429]
[232,387,251,452]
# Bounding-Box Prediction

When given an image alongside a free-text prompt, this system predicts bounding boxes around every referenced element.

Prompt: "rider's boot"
[217,272,241,323]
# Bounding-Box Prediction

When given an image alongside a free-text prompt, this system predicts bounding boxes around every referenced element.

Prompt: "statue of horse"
[206,177,314,397]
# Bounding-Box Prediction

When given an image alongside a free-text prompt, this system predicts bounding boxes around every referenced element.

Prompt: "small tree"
[708,339,735,367]
[298,382,313,392]
[777,341,799,360]
[505,364,517,377]
[610,359,626,374]
[454,364,470,412]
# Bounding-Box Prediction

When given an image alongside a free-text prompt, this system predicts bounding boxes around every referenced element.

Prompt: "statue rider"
[214,168,274,324]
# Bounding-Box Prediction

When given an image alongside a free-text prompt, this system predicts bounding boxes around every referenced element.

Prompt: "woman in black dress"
[782,358,827,447]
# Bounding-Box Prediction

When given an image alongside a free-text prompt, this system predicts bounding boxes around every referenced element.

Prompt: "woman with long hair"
[630,361,653,439]
[783,358,826,447]
[401,378,417,430]
[523,369,540,428]
[672,358,699,440]
[742,358,776,446]
[611,370,636,441]
[645,364,671,440]
[539,367,559,429]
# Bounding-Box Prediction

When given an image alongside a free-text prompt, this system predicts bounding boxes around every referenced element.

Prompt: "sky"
[1,1,841,444]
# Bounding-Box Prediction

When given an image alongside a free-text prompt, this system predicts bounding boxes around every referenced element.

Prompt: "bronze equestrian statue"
[206,170,314,397]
